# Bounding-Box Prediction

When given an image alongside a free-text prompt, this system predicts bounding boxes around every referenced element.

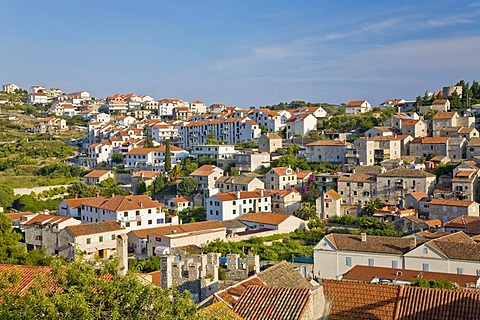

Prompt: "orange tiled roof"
[130,220,225,239]
[80,195,161,212]
[346,100,367,107]
[83,170,111,179]
[326,189,342,201]
[23,214,75,226]
[237,212,292,226]
[66,221,125,237]
[432,111,457,120]
[213,190,267,201]
[189,164,222,177]
[306,140,346,147]
[126,145,185,155]
[428,198,474,207]
[270,167,295,176]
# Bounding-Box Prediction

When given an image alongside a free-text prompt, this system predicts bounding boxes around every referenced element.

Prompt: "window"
[265,206,268,211]
[124,212,128,217]
[233,201,236,205]
[346,257,352,266]
[476,270,480,277]
[368,259,374,267]
[423,248,428,254]
[422,263,430,272]
[233,210,236,215]
[457,268,464,275]
[136,210,140,216]
[126,222,130,227]
[137,221,141,226]
[392,261,398,269]
[148,209,152,214]
[99,236,103,242]
[111,234,115,240]
[157,218,164,224]
[86,238,91,244]
[243,200,247,204]
[148,220,152,225]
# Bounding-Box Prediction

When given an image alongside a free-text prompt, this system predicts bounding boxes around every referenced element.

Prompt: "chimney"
[260,189,264,198]
[236,191,240,199]
[116,234,128,277]
[129,191,134,196]
[225,172,229,177]
[361,233,367,242]
[75,194,78,199]
[409,237,416,250]
[96,192,100,198]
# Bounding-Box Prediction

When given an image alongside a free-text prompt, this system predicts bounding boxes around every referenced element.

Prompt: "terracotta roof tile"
[130,220,225,239]
[213,190,267,202]
[346,100,367,107]
[444,215,480,235]
[322,280,399,320]
[0,264,56,296]
[338,173,376,183]
[319,233,414,255]
[428,198,475,207]
[66,221,125,237]
[432,111,457,120]
[396,285,480,319]
[326,189,342,201]
[82,195,162,211]
[237,212,292,226]
[233,286,311,320]
[83,170,111,179]
[306,139,347,146]
[342,265,480,288]
[190,165,222,177]
[378,169,436,178]
[23,214,76,226]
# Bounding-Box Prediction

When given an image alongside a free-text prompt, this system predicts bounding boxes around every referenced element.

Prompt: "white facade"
[124,146,189,171]
[206,190,271,221]
[285,113,317,138]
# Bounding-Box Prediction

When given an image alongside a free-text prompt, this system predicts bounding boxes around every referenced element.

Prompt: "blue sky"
[1,1,480,107]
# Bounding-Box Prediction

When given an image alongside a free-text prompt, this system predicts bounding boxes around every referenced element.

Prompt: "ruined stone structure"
[159,249,260,303]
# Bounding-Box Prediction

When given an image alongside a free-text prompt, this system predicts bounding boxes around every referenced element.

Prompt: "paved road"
[14,184,70,196]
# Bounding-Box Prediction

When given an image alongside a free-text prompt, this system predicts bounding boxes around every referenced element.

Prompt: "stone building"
[159,249,260,303]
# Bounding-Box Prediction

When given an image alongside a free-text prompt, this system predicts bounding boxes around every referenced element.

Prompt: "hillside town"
[2,81,480,318]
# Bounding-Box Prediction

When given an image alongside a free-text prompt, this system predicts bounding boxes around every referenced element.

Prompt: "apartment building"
[265,166,298,190]
[305,140,350,163]
[206,190,271,221]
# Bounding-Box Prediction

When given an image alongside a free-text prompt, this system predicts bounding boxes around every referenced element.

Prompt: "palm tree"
[294,202,317,221]
[361,198,385,216]
[168,164,183,183]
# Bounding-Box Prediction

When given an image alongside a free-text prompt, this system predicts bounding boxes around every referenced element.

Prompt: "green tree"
[294,202,317,221]
[0,213,27,264]
[178,177,198,196]
[151,174,168,199]
[136,181,147,195]
[361,198,385,216]
[143,135,155,148]
[0,259,197,319]
[165,140,172,172]
[0,185,14,208]
[67,181,98,198]
[169,164,183,182]
[111,153,124,165]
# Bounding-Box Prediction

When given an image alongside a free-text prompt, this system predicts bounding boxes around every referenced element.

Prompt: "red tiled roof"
[130,220,225,239]
[0,264,56,296]
[444,215,480,235]
[320,233,414,255]
[342,265,479,288]
[346,100,367,107]
[23,214,75,226]
[189,164,222,177]
[126,145,185,155]
[131,170,160,179]
[270,166,295,176]
[82,195,161,211]
[396,285,480,319]
[66,221,125,237]
[306,140,346,146]
[238,212,292,226]
[433,111,456,120]
[213,190,267,202]
[83,170,111,179]
[233,286,311,320]
[322,280,399,320]
[326,189,342,201]
[428,198,475,207]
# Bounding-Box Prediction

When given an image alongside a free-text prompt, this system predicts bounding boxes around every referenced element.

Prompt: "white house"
[79,194,177,231]
[125,145,189,171]
[285,113,317,138]
[206,190,271,221]
[237,212,305,232]
[404,232,480,276]
[2,83,19,93]
[28,92,48,105]
[58,221,127,261]
[190,100,208,114]
[265,166,298,190]
[190,164,224,190]
[345,100,371,114]
[313,233,415,279]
